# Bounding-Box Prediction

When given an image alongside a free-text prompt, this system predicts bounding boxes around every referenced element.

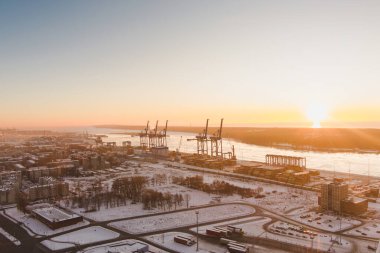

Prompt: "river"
[57,127,380,177]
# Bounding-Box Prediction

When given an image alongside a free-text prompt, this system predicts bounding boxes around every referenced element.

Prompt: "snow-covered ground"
[145,232,226,253]
[192,216,271,237]
[67,200,157,222]
[247,190,317,214]
[268,221,352,253]
[41,226,120,251]
[80,239,169,253]
[4,207,90,237]
[109,204,255,234]
[0,227,21,246]
[369,202,380,219]
[63,161,319,223]
[345,220,380,239]
[147,162,319,214]
[192,217,352,253]
[65,184,223,222]
[58,160,324,230]
[289,211,361,232]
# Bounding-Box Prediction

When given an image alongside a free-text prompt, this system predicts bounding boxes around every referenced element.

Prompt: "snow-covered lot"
[80,239,169,253]
[345,220,380,239]
[268,221,352,253]
[41,226,120,251]
[193,217,352,253]
[289,211,361,232]
[109,204,255,234]
[192,216,270,237]
[4,207,90,237]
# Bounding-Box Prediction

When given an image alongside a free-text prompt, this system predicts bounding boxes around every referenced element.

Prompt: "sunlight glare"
[307,105,328,128]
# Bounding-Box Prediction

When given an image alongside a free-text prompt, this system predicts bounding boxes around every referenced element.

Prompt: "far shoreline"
[99,125,380,155]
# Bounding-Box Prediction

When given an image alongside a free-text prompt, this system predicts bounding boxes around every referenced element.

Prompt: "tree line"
[64,176,185,212]
[172,175,263,198]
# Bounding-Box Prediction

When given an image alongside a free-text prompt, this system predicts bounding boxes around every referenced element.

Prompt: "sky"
[1,0,380,128]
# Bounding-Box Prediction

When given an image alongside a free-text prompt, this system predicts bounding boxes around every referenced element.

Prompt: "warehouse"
[32,206,83,229]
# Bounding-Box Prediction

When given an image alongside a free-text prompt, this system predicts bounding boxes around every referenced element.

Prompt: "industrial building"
[150,146,169,157]
[341,197,368,216]
[265,154,306,170]
[234,163,311,185]
[31,206,83,229]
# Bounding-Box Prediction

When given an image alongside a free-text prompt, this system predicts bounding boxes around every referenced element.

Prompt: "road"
[1,200,376,253]
[0,161,378,253]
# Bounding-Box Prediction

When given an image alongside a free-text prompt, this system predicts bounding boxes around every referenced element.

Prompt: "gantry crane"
[148,120,159,148]
[139,121,150,149]
[187,119,209,155]
[157,120,168,147]
[210,118,223,158]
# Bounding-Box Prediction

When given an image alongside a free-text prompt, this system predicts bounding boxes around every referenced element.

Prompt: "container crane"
[187,119,209,155]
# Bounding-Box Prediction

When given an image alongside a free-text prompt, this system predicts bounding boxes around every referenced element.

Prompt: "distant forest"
[97,125,380,153]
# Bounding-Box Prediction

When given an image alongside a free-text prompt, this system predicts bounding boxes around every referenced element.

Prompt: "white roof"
[33,207,80,223]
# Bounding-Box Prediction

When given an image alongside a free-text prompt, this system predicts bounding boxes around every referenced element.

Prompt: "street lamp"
[195,210,199,251]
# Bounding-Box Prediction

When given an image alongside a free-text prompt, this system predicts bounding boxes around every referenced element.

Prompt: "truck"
[206,228,229,237]
[228,245,249,253]
[174,235,194,246]
[220,237,236,245]
[227,225,244,234]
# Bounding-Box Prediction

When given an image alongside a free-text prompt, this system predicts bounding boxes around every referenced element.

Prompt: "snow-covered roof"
[32,207,80,223]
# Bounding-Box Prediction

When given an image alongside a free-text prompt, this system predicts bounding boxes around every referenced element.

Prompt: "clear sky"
[1,0,380,128]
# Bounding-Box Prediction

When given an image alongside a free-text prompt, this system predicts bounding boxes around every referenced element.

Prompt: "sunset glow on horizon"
[1,1,380,129]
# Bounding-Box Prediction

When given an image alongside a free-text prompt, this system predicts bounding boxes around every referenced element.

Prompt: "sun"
[306,105,328,128]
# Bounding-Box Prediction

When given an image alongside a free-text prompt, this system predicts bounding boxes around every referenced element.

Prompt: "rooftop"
[32,206,80,223]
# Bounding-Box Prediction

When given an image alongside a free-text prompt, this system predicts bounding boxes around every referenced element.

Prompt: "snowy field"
[0,227,21,246]
[345,220,380,239]
[65,185,222,222]
[4,207,90,237]
[62,162,242,221]
[148,162,319,213]
[62,161,319,223]
[145,232,226,253]
[80,239,169,253]
[41,226,120,251]
[109,204,255,234]
[289,211,361,232]
[67,200,157,222]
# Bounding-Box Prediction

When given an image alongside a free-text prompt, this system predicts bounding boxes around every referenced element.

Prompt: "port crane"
[139,121,150,149]
[210,118,223,157]
[187,119,210,155]
[157,120,168,147]
[148,120,159,148]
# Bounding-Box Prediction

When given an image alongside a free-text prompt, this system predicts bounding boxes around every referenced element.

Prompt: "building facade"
[320,178,348,213]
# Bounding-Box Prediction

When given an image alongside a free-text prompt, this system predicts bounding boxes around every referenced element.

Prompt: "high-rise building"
[320,178,348,213]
